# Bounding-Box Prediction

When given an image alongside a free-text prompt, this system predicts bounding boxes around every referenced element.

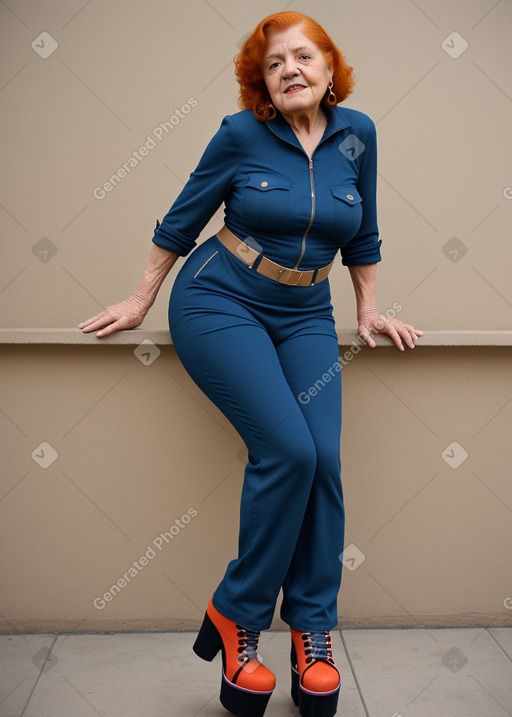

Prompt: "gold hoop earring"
[327,81,337,106]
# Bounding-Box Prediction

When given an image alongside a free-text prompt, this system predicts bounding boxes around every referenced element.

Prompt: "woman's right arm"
[79,115,240,338]
[78,243,179,338]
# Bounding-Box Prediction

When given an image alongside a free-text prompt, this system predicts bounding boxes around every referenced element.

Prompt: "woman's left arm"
[348,263,423,351]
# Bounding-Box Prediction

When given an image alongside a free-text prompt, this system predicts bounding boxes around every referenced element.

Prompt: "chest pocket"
[331,186,362,206]
[241,172,292,228]
[330,186,363,242]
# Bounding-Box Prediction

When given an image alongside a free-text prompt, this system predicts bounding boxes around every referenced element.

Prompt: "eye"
[269,61,280,70]
[299,54,311,61]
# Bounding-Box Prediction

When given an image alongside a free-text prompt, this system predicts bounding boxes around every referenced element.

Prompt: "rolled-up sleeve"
[339,118,382,267]
[152,115,241,256]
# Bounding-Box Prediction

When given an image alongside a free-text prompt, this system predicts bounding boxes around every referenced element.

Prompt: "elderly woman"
[80,11,422,717]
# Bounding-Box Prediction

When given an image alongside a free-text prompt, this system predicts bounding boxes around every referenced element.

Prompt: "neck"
[282,106,327,135]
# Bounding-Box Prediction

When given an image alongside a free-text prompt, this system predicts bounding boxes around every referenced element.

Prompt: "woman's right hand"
[78,244,178,338]
[78,291,152,338]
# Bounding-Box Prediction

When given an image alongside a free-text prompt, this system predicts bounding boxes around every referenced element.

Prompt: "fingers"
[77,313,103,331]
[359,317,423,351]
[95,318,125,338]
[359,316,401,349]
[78,305,143,338]
[358,323,377,348]
[78,310,121,337]
[78,312,114,335]
[386,322,423,350]
[384,323,406,351]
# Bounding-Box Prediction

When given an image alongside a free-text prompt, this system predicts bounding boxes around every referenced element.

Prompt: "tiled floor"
[1,628,511,716]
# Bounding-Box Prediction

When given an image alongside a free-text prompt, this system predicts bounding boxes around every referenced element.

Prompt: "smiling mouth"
[284,84,307,94]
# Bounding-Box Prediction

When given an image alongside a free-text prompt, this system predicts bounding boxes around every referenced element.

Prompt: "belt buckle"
[277,267,302,285]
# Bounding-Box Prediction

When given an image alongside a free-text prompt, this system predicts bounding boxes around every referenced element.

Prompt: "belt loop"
[251,252,264,271]
[310,268,319,286]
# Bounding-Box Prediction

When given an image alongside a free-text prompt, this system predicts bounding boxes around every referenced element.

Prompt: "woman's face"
[263,25,333,118]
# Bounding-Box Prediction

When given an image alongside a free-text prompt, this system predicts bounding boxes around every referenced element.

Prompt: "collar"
[266,106,351,152]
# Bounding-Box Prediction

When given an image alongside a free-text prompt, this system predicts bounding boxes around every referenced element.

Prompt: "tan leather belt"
[216,225,333,287]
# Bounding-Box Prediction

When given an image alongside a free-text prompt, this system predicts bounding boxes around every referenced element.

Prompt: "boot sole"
[291,665,340,717]
[193,610,273,717]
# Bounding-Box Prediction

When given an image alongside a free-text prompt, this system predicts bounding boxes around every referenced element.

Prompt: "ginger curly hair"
[235,11,355,121]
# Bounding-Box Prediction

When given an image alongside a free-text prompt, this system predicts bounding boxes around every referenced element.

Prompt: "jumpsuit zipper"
[266,115,350,272]
[293,158,315,270]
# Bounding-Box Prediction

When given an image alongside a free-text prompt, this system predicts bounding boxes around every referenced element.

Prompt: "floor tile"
[342,627,512,717]
[23,632,218,717]
[22,631,363,717]
[9,629,510,716]
[0,634,57,717]
[490,627,512,661]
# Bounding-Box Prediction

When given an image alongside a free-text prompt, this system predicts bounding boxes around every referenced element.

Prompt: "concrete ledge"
[1,328,511,347]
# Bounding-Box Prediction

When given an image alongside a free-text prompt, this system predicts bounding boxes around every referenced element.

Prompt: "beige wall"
[1,0,511,330]
[1,0,512,632]
[1,338,512,632]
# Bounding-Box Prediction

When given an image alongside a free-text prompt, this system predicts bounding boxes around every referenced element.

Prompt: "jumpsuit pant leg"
[275,335,344,631]
[168,238,345,632]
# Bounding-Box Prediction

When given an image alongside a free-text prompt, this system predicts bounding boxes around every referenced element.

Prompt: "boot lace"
[236,625,260,663]
[302,631,335,665]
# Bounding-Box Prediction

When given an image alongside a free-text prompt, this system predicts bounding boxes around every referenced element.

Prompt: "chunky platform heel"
[193,597,275,717]
[290,629,340,717]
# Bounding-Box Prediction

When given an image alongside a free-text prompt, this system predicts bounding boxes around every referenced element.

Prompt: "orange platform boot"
[193,598,276,717]
[290,628,341,717]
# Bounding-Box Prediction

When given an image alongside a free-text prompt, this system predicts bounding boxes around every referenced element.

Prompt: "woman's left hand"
[357,309,423,351]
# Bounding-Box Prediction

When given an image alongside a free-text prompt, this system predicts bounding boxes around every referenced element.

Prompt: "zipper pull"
[309,159,313,170]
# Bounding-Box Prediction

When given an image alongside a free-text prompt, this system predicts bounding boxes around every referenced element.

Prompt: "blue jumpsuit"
[152,107,382,633]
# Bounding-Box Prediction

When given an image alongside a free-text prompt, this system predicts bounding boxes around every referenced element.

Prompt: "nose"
[282,53,300,79]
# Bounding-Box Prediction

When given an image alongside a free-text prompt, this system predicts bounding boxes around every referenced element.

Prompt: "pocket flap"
[246,173,292,191]
[331,187,362,205]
